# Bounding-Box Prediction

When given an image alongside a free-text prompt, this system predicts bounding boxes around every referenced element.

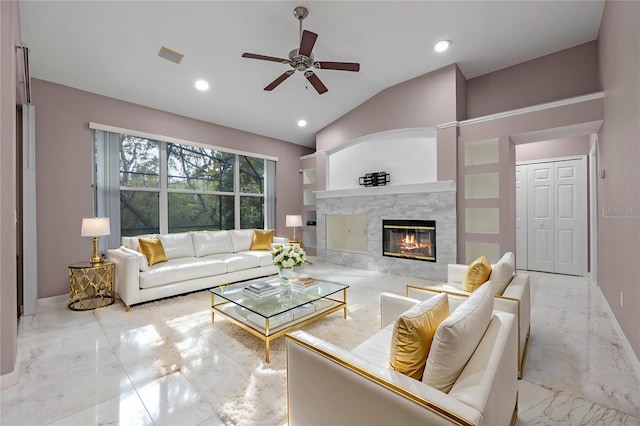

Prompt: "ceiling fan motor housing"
[288,48,314,71]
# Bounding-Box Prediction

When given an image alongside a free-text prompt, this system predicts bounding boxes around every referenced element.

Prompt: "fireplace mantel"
[315,180,456,199]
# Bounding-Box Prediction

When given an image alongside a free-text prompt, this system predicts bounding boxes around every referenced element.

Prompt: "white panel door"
[528,164,554,272]
[554,159,585,275]
[522,158,586,276]
[515,166,528,269]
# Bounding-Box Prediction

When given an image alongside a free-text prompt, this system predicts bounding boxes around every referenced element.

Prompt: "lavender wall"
[597,0,640,358]
[32,79,312,299]
[515,135,591,162]
[467,41,601,118]
[0,0,19,376]
[316,64,459,154]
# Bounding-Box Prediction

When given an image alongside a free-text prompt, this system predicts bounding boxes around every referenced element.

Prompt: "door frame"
[515,155,588,276]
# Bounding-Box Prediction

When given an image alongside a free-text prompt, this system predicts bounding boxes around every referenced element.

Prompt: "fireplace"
[382,219,436,262]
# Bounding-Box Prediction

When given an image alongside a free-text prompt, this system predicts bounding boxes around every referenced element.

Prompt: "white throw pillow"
[158,233,195,260]
[489,252,516,295]
[191,231,234,257]
[120,246,149,272]
[422,281,495,393]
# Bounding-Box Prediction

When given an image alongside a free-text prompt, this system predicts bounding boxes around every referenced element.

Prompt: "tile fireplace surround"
[316,182,456,281]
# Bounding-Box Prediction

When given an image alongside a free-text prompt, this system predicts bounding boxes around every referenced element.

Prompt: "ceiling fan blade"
[264,70,295,91]
[305,71,328,94]
[315,61,360,72]
[242,53,288,64]
[299,30,318,57]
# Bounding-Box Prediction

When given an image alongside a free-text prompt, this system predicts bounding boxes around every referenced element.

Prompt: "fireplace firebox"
[382,219,436,262]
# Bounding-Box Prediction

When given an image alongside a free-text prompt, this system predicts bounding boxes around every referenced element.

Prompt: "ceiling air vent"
[157,46,184,64]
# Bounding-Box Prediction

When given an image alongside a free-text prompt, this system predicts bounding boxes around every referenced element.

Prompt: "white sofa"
[406,253,530,378]
[107,229,287,310]
[286,290,518,426]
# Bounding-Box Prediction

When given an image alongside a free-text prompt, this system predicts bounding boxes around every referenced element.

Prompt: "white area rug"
[95,265,415,425]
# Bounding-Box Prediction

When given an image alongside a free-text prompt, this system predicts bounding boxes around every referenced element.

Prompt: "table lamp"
[81,217,111,265]
[286,214,303,243]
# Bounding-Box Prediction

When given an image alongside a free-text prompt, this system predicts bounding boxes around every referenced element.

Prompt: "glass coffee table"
[210,277,348,362]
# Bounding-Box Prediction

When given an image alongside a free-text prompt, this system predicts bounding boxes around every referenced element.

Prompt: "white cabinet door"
[528,163,554,272]
[515,165,528,269]
[519,158,586,276]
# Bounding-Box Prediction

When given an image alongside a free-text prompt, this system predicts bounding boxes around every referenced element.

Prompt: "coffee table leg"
[211,293,215,323]
[265,338,270,363]
[343,288,348,319]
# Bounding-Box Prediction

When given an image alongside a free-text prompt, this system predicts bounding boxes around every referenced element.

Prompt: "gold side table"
[68,261,115,311]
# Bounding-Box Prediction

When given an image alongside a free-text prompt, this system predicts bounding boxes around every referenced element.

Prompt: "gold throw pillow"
[462,256,492,292]
[250,229,275,250]
[389,292,449,380]
[138,237,167,266]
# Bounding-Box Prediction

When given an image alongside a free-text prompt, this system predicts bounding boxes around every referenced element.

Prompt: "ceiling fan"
[241,6,360,94]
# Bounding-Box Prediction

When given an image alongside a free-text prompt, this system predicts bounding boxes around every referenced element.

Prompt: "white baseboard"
[0,351,20,390]
[37,294,68,309]
[596,285,640,381]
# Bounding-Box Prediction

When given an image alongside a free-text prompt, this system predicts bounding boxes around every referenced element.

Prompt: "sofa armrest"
[379,293,420,329]
[107,248,141,309]
[286,330,482,426]
[500,272,531,376]
[273,236,289,245]
[447,264,468,284]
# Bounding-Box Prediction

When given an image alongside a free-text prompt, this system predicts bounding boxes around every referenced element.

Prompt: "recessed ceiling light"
[434,40,451,53]
[297,119,307,127]
[195,80,209,91]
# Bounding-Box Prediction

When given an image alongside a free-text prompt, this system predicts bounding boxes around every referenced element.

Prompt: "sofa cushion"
[240,250,274,267]
[389,292,449,380]
[191,230,234,257]
[489,252,516,295]
[250,229,274,250]
[120,246,149,272]
[462,256,492,292]
[139,257,227,289]
[158,233,195,260]
[122,234,156,251]
[206,253,260,272]
[422,281,495,393]
[138,237,168,266]
[229,229,255,252]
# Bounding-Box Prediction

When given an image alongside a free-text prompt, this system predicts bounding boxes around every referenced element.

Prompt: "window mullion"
[159,142,169,234]
[234,154,240,229]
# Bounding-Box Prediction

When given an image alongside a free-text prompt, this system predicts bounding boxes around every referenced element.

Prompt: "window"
[93,128,275,244]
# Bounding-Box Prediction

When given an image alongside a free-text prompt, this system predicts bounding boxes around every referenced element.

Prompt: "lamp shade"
[81,217,111,237]
[286,215,303,227]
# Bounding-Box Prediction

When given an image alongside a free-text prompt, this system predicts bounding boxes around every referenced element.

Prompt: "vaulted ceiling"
[19,1,605,147]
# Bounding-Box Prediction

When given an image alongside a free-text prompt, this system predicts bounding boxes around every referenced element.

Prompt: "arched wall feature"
[327,128,437,191]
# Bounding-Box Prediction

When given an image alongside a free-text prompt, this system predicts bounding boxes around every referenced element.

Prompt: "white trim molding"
[459,92,604,127]
[596,285,640,383]
[300,150,326,160]
[436,121,459,130]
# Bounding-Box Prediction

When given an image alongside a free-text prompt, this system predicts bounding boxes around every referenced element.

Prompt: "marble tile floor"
[1,264,638,425]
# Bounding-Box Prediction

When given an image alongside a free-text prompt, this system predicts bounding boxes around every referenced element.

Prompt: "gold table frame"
[68,261,115,311]
[211,282,347,363]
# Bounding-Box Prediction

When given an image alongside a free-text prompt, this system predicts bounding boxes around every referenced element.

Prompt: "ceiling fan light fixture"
[195,80,209,91]
[297,119,307,127]
[434,40,451,53]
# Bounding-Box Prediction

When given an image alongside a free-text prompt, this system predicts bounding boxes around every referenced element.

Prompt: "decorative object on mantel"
[359,171,390,187]
[272,244,306,286]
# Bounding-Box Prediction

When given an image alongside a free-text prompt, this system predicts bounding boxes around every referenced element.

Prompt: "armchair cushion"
[423,282,495,393]
[389,293,449,380]
[462,256,492,292]
[489,252,516,295]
